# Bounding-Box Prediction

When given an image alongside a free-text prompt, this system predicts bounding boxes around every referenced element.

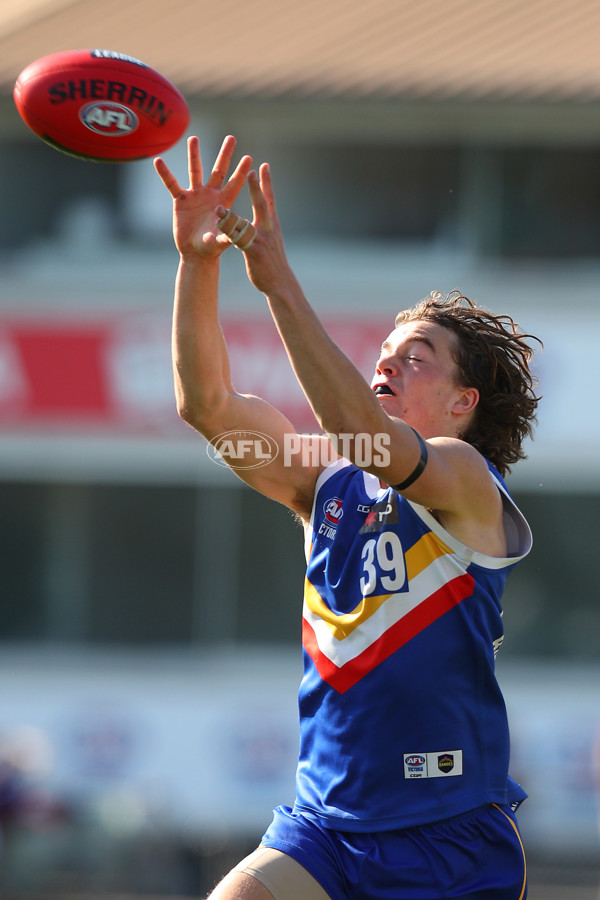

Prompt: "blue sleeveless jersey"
[294,459,531,831]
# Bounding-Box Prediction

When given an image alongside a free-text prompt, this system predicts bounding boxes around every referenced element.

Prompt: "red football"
[13,49,190,162]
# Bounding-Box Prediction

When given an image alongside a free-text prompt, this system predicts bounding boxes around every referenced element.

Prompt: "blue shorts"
[261,803,527,900]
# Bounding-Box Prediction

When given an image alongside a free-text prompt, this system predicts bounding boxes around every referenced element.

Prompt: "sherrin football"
[13,49,190,162]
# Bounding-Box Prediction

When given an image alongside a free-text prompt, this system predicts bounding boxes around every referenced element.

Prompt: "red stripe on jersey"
[302,573,475,694]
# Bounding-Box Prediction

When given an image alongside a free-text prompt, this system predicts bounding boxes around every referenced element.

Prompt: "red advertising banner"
[0,314,390,435]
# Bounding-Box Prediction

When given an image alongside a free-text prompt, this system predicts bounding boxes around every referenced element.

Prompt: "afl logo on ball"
[80,101,138,135]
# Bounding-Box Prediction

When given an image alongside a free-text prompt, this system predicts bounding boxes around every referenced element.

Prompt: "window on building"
[0,139,121,250]
[500,147,600,258]
[265,141,462,244]
[0,480,597,659]
[0,480,305,646]
[501,491,600,660]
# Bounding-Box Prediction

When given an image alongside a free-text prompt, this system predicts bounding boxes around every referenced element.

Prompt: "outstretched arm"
[154,135,250,420]
[154,137,326,518]
[217,164,506,553]
[217,164,427,485]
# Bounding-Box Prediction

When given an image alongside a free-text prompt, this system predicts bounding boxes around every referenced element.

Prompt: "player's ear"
[452,386,479,417]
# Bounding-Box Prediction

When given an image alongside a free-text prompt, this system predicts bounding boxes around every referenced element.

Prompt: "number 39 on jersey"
[360,532,406,596]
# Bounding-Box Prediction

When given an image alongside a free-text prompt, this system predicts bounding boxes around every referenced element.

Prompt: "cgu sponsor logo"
[359,495,398,533]
[80,102,138,135]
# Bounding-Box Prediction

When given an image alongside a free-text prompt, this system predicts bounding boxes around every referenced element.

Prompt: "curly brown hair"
[395,290,542,476]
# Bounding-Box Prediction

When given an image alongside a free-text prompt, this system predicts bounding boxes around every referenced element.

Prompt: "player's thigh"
[207,847,331,900]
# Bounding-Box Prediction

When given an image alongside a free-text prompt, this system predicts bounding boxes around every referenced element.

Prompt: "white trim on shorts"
[234,846,332,900]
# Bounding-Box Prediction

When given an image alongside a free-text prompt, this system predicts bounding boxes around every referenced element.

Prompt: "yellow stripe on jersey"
[405,530,454,578]
[304,580,391,640]
[305,531,454,641]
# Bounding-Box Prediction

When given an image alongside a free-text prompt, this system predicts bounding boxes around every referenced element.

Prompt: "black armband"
[389,427,428,491]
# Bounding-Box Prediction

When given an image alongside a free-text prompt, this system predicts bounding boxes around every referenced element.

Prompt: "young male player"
[154,135,540,900]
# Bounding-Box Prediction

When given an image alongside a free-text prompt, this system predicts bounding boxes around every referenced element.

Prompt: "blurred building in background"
[0,1,599,896]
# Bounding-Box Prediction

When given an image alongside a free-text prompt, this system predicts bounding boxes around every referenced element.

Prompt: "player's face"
[370,320,467,437]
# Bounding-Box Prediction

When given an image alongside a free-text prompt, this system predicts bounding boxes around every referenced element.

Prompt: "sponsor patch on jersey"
[404,750,463,779]
[359,495,399,533]
[323,498,343,523]
[437,753,455,773]
[403,754,427,777]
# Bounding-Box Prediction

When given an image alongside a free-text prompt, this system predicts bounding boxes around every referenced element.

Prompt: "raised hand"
[154,135,252,259]
[216,163,296,296]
